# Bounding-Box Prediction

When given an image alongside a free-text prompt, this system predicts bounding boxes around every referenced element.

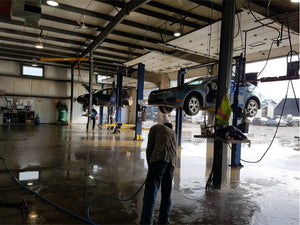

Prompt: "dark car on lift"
[77,87,130,111]
[148,75,263,117]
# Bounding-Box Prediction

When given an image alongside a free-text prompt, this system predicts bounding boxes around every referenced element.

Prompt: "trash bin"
[58,109,66,122]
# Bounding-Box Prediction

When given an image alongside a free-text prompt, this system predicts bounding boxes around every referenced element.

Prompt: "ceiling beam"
[41,0,174,36]
[40,14,163,44]
[0,18,94,39]
[0,25,141,57]
[0,52,118,73]
[0,48,68,61]
[147,1,215,24]
[80,0,152,57]
[0,35,80,53]
[0,19,167,54]
[0,27,82,46]
[0,43,73,58]
[136,8,202,28]
[188,0,223,12]
[0,36,127,65]
[0,44,122,68]
[96,0,201,28]
[96,46,142,57]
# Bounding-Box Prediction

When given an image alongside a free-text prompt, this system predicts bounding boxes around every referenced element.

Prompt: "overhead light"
[32,58,38,67]
[19,171,39,181]
[47,0,59,6]
[272,36,289,41]
[249,42,266,47]
[174,29,181,37]
[233,47,244,51]
[35,41,43,49]
[291,0,300,3]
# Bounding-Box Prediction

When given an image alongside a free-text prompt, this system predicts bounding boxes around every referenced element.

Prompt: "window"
[96,74,110,83]
[22,65,44,77]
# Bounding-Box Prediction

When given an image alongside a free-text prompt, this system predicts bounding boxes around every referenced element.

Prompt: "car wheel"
[246,99,258,117]
[159,106,173,114]
[184,95,201,116]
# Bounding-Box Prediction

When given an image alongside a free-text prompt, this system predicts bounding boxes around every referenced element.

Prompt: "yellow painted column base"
[135,134,143,141]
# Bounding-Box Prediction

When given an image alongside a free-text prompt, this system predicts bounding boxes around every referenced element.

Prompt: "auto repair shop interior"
[0,0,299,224]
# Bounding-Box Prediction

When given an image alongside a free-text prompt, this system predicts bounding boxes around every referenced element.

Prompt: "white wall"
[0,60,103,124]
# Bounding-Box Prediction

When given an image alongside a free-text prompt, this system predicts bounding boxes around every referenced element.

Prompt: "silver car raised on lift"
[148,76,263,117]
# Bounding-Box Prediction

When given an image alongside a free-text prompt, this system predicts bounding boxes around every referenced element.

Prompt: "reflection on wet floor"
[0,124,299,224]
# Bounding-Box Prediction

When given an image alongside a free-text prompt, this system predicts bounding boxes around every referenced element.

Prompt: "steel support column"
[211,0,235,189]
[98,84,104,126]
[99,106,103,126]
[135,63,145,140]
[86,52,93,131]
[116,70,123,123]
[175,69,185,146]
[70,64,74,124]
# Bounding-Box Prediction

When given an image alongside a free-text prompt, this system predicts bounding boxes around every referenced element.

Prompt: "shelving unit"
[3,110,35,124]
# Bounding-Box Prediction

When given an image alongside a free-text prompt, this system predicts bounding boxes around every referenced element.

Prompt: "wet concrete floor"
[0,123,299,225]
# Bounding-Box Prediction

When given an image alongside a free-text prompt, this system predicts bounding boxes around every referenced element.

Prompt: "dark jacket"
[146,124,177,167]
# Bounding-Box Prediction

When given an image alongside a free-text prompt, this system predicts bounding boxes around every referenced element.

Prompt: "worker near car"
[216,94,232,126]
[140,122,177,225]
[91,108,97,129]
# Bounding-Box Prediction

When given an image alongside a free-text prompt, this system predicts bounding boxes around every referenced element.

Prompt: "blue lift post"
[116,70,123,123]
[135,63,145,141]
[175,69,185,147]
[231,56,246,167]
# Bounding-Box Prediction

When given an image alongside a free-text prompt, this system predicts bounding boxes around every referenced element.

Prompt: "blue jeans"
[140,161,174,225]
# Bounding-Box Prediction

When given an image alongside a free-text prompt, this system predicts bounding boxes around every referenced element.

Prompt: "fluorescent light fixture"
[35,41,43,49]
[272,36,289,41]
[291,0,300,3]
[233,47,244,51]
[249,42,266,47]
[47,0,59,6]
[174,29,181,37]
[19,171,39,181]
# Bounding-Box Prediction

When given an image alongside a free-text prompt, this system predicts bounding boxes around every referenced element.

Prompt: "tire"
[159,106,173,114]
[184,95,201,116]
[246,99,259,117]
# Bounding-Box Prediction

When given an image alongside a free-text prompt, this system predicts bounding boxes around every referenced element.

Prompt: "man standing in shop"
[91,108,98,129]
[140,122,177,225]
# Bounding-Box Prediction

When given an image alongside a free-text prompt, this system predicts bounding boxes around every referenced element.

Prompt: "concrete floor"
[0,122,299,225]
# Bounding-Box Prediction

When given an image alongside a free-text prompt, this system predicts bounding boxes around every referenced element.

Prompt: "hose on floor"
[87,180,146,224]
[0,157,145,225]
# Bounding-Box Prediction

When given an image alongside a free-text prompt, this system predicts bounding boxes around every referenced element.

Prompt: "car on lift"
[77,87,130,111]
[148,75,263,117]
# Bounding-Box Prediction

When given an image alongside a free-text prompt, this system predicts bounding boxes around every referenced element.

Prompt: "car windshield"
[185,76,214,86]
